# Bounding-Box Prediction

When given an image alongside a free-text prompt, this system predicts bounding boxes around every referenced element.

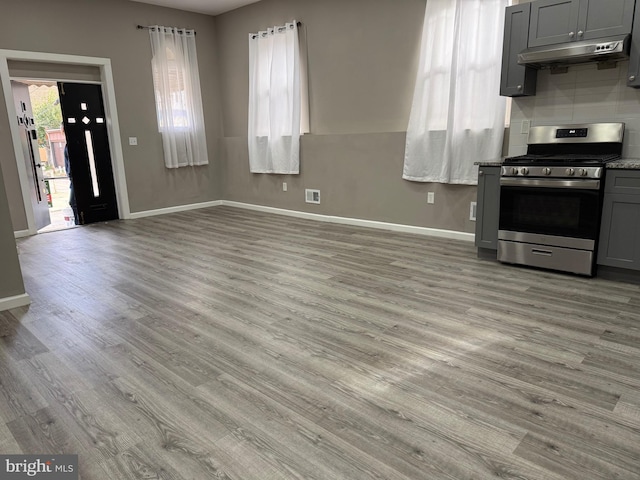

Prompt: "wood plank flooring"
[2,205,640,479]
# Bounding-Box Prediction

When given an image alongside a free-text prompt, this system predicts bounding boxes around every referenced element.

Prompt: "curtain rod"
[250,21,302,39]
[138,21,301,36]
[137,25,197,35]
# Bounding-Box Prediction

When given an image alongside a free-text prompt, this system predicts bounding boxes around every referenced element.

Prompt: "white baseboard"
[125,198,474,242]
[222,201,475,242]
[0,293,31,312]
[128,200,223,220]
[14,229,31,239]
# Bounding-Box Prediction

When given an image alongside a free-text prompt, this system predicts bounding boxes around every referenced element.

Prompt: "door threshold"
[37,224,79,234]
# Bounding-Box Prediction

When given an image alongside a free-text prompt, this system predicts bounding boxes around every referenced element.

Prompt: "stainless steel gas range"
[498,123,624,276]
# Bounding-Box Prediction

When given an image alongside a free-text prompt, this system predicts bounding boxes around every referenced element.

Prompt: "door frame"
[0,49,131,236]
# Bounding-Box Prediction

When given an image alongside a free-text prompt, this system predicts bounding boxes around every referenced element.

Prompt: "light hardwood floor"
[1,206,640,479]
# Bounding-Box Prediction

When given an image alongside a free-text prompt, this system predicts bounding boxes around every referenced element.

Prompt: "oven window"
[514,194,580,229]
[499,187,601,239]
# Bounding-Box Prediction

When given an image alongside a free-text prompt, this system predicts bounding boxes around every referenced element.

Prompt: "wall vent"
[305,189,321,204]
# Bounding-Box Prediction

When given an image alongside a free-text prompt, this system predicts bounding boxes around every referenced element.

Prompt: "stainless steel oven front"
[498,174,604,276]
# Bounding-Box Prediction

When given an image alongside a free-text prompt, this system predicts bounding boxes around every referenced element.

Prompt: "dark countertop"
[474,159,505,167]
[607,159,640,169]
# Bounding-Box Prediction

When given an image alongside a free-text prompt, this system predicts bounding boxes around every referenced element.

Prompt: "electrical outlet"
[283,182,288,192]
[128,137,138,146]
[427,192,435,204]
[521,120,531,135]
[470,201,477,221]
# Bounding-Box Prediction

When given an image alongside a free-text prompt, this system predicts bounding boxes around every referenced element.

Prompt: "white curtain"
[149,26,209,169]
[403,0,508,184]
[248,22,301,174]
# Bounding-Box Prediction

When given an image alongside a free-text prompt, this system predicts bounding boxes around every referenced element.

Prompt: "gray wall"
[215,0,479,233]
[2,0,485,243]
[0,0,224,231]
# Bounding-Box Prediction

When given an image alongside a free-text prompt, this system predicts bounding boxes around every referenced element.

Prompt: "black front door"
[58,82,118,225]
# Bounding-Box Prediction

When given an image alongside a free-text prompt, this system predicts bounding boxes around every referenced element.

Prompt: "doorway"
[9,80,119,232]
[0,50,131,236]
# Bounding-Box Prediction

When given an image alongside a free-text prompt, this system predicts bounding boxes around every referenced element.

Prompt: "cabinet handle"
[569,31,575,38]
[630,75,636,82]
[517,84,523,90]
[577,30,584,37]
[479,171,484,176]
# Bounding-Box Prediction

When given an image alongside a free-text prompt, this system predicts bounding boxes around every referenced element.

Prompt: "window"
[247,22,308,174]
[149,26,208,168]
[403,0,509,184]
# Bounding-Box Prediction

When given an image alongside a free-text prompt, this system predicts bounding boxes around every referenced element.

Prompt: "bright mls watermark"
[0,455,77,479]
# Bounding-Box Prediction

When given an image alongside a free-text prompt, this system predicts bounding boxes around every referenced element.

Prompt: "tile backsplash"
[509,60,640,158]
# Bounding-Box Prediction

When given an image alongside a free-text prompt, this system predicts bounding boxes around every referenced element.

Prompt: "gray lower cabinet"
[475,166,501,250]
[501,3,537,97]
[597,170,640,270]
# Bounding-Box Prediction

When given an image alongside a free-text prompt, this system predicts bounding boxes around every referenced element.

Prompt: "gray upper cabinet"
[529,0,581,47]
[528,0,634,48]
[504,0,638,93]
[628,0,640,86]
[579,0,635,41]
[501,3,537,96]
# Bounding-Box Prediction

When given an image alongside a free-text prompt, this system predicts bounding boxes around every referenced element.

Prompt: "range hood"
[518,35,630,68]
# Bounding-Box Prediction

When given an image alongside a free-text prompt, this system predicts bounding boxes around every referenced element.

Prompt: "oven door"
[498,177,603,275]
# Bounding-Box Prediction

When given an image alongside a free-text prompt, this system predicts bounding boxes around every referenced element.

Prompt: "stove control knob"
[511,167,518,175]
[542,167,552,175]
[579,168,588,177]
[566,168,575,176]
[521,167,529,176]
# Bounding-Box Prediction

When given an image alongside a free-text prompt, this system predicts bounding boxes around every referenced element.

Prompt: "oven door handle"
[500,177,601,190]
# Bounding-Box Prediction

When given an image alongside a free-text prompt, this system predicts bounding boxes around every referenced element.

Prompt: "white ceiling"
[130,0,261,16]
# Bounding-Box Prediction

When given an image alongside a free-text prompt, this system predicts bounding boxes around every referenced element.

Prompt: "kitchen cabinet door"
[598,170,640,270]
[578,0,634,41]
[501,3,537,97]
[529,0,633,48]
[528,0,581,48]
[597,194,640,270]
[475,166,501,251]
[627,0,640,87]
